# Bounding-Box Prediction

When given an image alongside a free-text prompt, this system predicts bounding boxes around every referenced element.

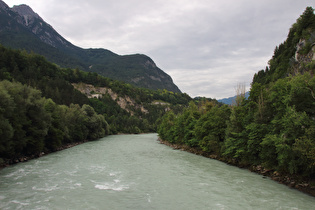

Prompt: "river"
[0,134,314,209]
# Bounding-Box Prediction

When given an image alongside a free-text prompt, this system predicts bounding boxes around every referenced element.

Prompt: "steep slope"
[0,1,181,93]
[0,2,88,70]
[252,7,315,85]
[157,7,315,196]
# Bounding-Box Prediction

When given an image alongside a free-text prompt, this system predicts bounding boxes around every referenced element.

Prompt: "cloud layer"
[6,0,315,98]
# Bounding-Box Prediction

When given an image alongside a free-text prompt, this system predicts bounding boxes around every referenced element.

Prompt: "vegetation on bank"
[157,7,315,188]
[0,80,108,161]
[0,44,191,165]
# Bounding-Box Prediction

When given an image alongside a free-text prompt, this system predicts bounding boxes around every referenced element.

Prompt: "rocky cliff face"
[72,83,149,115]
[0,0,8,10]
[10,4,73,49]
[12,4,42,24]
[292,38,315,75]
[0,1,72,49]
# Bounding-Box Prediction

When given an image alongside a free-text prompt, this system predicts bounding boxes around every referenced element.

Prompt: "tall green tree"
[195,105,231,155]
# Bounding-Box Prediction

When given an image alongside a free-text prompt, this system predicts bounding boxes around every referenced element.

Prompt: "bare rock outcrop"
[72,83,149,115]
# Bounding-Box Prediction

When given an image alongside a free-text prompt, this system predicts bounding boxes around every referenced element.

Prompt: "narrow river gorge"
[0,134,314,209]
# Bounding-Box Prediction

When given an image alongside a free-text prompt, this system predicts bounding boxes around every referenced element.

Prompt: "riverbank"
[0,140,88,170]
[158,138,315,197]
[0,133,145,169]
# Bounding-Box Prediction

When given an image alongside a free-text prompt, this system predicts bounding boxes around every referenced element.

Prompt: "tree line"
[0,80,108,163]
[157,7,315,179]
[0,43,191,164]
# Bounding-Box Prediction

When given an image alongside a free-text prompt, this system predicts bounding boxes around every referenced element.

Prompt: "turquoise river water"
[0,134,314,209]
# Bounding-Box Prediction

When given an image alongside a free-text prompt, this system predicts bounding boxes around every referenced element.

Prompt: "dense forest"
[158,7,315,185]
[0,44,191,165]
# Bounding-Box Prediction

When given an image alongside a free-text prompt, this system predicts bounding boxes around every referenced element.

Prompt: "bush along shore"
[158,138,315,197]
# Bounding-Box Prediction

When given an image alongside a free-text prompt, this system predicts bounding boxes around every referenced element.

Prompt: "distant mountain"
[0,1,181,93]
[218,92,250,105]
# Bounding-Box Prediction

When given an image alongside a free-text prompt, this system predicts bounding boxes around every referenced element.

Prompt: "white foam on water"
[147,193,151,203]
[4,168,28,180]
[89,165,107,174]
[109,171,120,177]
[94,182,129,191]
[64,170,78,177]
[42,196,54,203]
[74,183,82,187]
[32,184,59,192]
[215,203,226,210]
[10,200,30,206]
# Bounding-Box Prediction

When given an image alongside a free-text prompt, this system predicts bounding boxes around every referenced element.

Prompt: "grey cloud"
[5,0,315,98]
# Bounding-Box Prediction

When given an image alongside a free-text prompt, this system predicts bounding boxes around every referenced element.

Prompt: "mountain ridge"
[0,1,181,93]
[12,4,42,22]
[217,92,250,105]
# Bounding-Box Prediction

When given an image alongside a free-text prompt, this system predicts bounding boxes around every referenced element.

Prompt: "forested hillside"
[0,45,191,166]
[157,7,315,194]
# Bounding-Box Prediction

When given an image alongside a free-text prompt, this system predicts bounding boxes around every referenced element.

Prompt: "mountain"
[0,1,181,93]
[0,43,191,165]
[218,92,250,105]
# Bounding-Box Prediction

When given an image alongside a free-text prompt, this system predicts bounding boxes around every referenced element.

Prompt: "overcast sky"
[5,0,315,99]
